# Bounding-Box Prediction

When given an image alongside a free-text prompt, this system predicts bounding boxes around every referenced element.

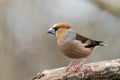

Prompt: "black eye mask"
[53,27,59,32]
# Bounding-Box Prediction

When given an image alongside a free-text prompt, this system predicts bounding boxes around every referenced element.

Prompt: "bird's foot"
[74,58,86,72]
[65,63,75,72]
[65,59,77,72]
[74,61,84,72]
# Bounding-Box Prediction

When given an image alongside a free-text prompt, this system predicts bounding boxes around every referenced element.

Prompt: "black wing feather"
[85,40,103,48]
[75,33,88,43]
[75,33,103,48]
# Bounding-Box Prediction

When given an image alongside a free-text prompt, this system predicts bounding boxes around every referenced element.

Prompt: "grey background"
[0,0,120,80]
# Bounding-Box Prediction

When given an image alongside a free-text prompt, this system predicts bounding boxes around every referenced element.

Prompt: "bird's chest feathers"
[57,40,92,58]
[58,40,83,53]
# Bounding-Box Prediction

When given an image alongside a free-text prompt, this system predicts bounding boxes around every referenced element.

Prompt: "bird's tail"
[95,41,108,47]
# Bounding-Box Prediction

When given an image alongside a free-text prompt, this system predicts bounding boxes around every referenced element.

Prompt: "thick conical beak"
[47,27,55,35]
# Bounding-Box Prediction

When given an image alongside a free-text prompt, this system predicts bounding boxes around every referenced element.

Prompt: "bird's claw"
[65,63,76,72]
[74,62,84,72]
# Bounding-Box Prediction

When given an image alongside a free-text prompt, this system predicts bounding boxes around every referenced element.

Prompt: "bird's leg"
[74,58,86,72]
[65,59,77,71]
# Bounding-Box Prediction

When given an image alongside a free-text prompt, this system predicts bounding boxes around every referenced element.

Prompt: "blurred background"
[0,0,120,80]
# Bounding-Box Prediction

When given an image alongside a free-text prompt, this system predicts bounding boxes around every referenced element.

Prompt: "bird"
[47,23,107,72]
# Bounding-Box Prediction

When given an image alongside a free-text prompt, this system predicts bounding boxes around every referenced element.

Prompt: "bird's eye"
[53,27,59,32]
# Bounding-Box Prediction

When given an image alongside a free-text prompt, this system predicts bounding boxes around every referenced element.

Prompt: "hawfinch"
[47,23,107,72]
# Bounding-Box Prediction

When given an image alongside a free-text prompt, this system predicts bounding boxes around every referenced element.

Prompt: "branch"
[32,59,120,80]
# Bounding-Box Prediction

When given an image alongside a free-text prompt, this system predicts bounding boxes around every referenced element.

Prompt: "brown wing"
[75,33,88,43]
[75,33,103,48]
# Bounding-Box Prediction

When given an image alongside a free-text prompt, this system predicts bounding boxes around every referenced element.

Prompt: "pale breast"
[57,40,92,59]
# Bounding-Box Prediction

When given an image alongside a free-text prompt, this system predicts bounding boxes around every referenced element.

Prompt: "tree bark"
[32,59,120,80]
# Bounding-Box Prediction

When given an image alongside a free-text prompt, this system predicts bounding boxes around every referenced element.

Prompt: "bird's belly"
[58,40,92,59]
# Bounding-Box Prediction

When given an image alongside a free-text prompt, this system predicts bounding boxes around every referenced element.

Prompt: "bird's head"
[47,23,71,39]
